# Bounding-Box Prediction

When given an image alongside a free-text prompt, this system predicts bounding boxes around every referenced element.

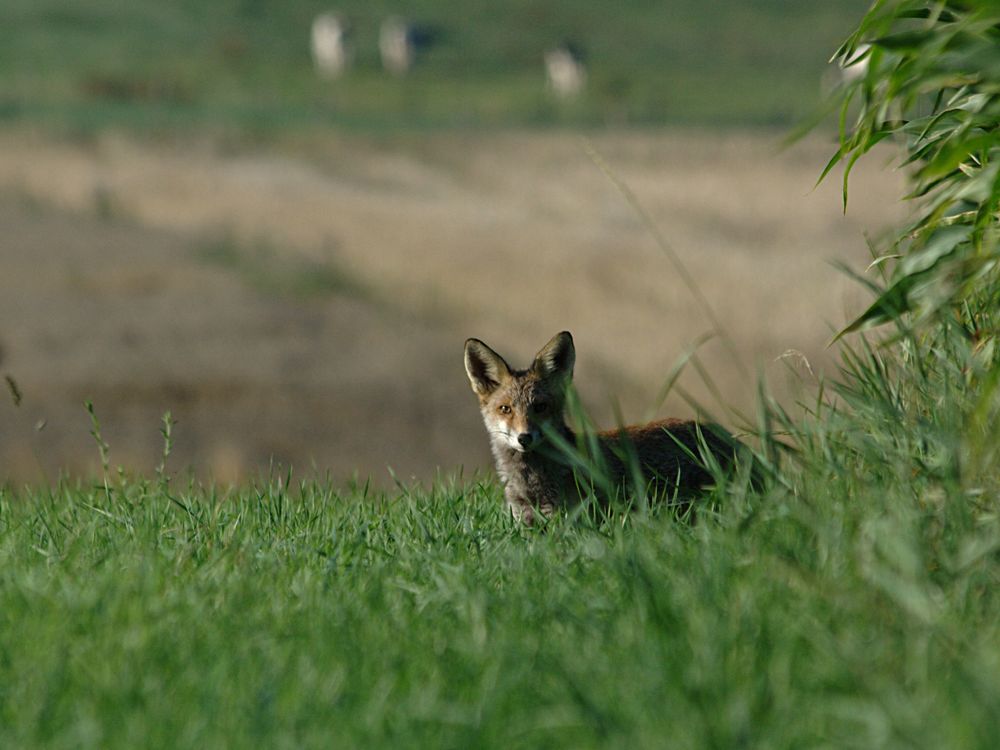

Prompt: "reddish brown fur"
[465,331,739,525]
[593,418,735,495]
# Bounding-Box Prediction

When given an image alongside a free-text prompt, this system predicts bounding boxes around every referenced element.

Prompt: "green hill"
[2,0,868,133]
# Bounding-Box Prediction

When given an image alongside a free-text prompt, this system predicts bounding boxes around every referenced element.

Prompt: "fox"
[464,331,741,525]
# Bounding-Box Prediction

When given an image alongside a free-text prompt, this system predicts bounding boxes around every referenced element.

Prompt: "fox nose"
[517,432,535,449]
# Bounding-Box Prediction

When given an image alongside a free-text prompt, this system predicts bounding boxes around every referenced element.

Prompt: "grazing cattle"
[311,13,352,78]
[545,43,587,98]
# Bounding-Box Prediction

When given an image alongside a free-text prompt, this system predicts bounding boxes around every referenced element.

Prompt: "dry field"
[0,128,904,484]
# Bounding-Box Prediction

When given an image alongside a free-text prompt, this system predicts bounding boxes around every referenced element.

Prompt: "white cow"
[311,13,352,78]
[545,44,587,98]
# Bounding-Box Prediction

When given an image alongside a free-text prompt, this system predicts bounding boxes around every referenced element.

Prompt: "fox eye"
[498,404,512,415]
[533,402,548,414]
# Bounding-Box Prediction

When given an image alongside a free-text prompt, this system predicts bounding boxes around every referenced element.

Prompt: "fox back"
[464,331,738,525]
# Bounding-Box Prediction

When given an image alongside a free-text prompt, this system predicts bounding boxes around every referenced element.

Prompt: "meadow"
[3,361,999,749]
[2,0,867,132]
[4,1,1000,746]
[4,282,1000,748]
[0,457,997,750]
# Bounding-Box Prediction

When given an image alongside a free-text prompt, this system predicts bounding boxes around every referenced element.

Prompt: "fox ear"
[465,338,512,396]
[532,331,575,381]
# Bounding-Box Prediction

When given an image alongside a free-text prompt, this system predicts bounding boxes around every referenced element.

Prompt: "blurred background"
[1,0,905,484]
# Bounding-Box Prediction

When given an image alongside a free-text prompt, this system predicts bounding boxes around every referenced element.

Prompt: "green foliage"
[795,4,1000,588]
[0,0,866,132]
[823,0,1000,336]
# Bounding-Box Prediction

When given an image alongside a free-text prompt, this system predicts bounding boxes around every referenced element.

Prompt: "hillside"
[2,0,868,132]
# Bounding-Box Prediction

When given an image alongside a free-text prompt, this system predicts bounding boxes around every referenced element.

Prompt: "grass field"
[5,3,1000,746]
[5,307,1000,746]
[3,429,999,749]
[2,0,868,132]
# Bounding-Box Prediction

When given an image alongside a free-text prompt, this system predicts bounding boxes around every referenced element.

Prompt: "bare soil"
[0,129,904,484]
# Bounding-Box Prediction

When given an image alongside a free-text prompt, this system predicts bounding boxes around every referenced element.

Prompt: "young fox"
[464,331,739,525]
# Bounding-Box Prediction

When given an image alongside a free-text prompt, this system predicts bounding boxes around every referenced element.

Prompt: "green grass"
[4,288,999,748]
[1,0,869,134]
[2,406,999,750]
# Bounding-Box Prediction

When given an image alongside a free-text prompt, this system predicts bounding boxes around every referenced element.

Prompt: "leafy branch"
[823,0,1000,337]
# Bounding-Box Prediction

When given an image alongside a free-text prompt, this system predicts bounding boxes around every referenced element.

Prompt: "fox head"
[464,331,575,453]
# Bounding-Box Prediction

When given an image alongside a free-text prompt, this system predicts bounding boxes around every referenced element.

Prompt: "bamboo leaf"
[816,0,1000,336]
[871,30,935,51]
[899,225,973,276]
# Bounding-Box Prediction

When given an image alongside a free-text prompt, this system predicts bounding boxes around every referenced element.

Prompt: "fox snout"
[513,428,543,452]
[496,417,541,453]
